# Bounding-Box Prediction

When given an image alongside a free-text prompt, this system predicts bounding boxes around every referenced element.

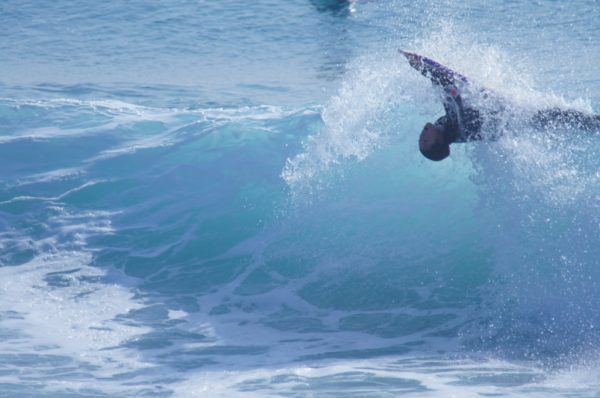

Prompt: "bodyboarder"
[401,50,600,161]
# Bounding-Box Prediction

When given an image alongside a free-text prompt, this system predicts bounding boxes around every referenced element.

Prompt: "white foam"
[169,356,565,398]
[281,51,412,195]
[0,252,151,378]
[413,22,594,113]
[168,309,188,320]
[0,179,113,206]
[15,167,85,186]
[0,183,153,394]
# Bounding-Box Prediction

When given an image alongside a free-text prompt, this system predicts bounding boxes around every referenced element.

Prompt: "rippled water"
[1,0,600,397]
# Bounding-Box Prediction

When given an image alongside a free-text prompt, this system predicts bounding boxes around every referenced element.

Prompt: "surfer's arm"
[441,89,484,142]
[440,99,461,142]
[443,85,463,124]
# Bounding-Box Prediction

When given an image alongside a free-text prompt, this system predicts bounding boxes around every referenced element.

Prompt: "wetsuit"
[533,108,600,131]
[401,50,600,140]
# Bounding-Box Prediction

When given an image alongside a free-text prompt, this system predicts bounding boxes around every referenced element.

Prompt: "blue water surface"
[1,1,600,397]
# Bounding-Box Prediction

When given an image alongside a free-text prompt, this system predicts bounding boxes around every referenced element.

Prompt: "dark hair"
[419,124,450,161]
[420,141,449,161]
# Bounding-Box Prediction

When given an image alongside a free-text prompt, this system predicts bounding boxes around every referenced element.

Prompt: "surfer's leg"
[533,108,600,131]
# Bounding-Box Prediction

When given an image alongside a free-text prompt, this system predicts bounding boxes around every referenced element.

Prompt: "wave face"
[1,0,600,396]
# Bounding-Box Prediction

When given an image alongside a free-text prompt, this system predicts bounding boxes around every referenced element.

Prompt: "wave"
[0,20,600,398]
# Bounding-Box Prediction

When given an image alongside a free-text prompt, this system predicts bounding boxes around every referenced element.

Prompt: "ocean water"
[1,0,600,396]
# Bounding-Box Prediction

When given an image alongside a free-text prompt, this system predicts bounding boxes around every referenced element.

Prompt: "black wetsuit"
[402,50,600,142]
[532,108,600,131]
[433,90,483,143]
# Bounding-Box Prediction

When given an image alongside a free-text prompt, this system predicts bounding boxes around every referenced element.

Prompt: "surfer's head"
[419,123,449,161]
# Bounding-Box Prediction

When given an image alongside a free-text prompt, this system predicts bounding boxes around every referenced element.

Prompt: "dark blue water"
[1,1,600,396]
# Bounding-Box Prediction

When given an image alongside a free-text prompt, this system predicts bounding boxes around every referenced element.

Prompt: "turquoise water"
[1,1,600,396]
